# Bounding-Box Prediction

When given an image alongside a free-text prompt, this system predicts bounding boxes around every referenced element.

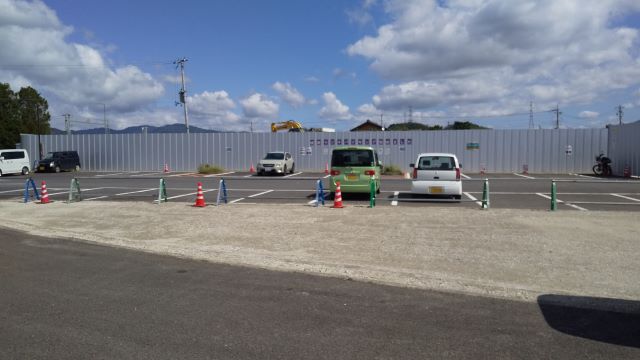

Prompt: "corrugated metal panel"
[20,128,608,173]
[608,121,640,176]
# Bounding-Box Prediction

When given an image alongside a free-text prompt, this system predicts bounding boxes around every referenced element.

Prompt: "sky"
[1,0,640,132]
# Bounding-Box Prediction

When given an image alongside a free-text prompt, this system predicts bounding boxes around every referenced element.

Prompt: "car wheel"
[75,165,81,172]
[0,169,3,177]
[291,163,295,173]
[21,166,29,175]
[55,166,61,173]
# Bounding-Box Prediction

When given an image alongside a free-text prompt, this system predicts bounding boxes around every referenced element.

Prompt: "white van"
[0,149,31,176]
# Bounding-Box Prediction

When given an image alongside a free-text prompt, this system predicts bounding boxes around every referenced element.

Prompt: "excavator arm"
[271,120,304,132]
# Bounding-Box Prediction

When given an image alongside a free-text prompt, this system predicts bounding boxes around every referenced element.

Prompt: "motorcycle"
[593,153,612,176]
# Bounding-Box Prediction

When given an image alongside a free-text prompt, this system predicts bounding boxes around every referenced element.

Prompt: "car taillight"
[330,170,340,176]
[455,168,461,181]
[364,170,375,176]
[413,168,417,179]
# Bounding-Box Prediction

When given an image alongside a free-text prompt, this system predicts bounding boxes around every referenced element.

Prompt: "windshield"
[43,152,57,160]
[264,153,285,160]
[331,149,375,167]
[418,156,455,170]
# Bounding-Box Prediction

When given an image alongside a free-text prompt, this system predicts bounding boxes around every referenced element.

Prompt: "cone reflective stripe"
[522,164,529,175]
[40,181,50,204]
[332,181,344,208]
[249,162,255,173]
[325,162,329,174]
[550,180,557,211]
[163,163,170,173]
[194,182,206,207]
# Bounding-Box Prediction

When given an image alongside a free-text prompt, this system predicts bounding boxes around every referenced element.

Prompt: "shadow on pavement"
[538,294,640,348]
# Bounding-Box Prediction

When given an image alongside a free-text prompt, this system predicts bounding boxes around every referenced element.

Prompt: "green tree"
[445,121,488,130]
[387,122,443,131]
[0,83,51,148]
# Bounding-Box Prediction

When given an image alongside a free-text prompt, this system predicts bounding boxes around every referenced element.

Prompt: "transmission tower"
[616,105,624,125]
[529,102,534,129]
[174,58,190,134]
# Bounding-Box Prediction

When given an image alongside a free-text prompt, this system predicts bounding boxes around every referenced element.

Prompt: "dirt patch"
[1,200,639,302]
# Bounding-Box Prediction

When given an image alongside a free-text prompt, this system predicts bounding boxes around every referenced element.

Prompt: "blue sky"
[2,0,640,131]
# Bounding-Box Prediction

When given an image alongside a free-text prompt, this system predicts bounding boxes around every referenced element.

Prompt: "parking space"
[1,171,639,211]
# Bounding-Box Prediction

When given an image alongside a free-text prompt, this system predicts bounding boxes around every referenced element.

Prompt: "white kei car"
[410,153,462,199]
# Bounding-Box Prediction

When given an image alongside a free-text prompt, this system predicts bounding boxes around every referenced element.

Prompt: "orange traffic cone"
[325,162,329,174]
[164,163,170,173]
[40,181,50,204]
[249,162,255,173]
[193,182,206,207]
[332,181,344,208]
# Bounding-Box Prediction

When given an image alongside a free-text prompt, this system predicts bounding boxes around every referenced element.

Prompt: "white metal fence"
[20,128,608,173]
[608,121,640,177]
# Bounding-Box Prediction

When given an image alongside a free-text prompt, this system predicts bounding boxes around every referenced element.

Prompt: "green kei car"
[329,146,381,194]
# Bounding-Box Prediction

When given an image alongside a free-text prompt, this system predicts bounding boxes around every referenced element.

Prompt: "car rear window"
[418,156,455,170]
[332,149,374,167]
[265,153,285,160]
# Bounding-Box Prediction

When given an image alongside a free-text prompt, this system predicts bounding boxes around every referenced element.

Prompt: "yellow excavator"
[271,120,304,132]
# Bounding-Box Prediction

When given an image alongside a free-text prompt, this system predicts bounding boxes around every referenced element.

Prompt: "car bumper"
[258,167,284,174]
[37,164,54,172]
[411,180,462,195]
[329,177,379,193]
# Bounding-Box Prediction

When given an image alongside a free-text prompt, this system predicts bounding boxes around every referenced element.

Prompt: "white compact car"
[410,153,462,199]
[257,151,295,175]
[0,149,30,176]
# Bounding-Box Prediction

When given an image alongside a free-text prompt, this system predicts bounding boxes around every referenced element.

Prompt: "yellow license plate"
[346,174,358,181]
[429,186,444,194]
[39,166,44,171]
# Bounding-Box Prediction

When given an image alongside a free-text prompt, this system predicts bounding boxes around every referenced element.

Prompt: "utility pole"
[551,104,561,129]
[616,105,624,125]
[35,105,42,160]
[379,112,384,129]
[62,114,71,135]
[250,120,253,133]
[174,58,190,134]
[529,101,534,129]
[408,106,413,123]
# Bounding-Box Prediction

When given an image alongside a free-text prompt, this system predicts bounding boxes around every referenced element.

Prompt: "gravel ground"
[1,200,639,303]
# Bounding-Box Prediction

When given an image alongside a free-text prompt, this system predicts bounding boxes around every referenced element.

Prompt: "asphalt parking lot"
[1,170,639,211]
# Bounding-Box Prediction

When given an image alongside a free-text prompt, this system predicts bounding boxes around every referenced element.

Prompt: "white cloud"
[347,0,377,26]
[0,0,164,112]
[303,75,320,83]
[579,111,599,119]
[187,90,241,127]
[319,92,352,120]
[240,93,279,119]
[272,81,306,108]
[348,0,640,111]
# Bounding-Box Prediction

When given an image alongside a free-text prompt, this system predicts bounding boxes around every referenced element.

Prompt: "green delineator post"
[158,178,168,203]
[550,180,557,211]
[68,178,81,203]
[481,179,490,209]
[369,176,376,208]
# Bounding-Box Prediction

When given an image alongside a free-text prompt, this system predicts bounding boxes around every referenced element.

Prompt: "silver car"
[257,151,295,175]
[410,153,462,199]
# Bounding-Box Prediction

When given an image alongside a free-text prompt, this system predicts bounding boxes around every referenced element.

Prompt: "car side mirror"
[409,163,415,168]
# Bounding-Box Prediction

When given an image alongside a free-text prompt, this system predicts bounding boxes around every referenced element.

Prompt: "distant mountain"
[50,123,226,135]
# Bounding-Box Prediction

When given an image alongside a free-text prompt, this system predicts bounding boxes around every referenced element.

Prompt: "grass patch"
[197,163,225,174]
[382,164,403,175]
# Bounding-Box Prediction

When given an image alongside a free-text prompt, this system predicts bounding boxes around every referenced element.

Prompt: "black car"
[38,151,81,173]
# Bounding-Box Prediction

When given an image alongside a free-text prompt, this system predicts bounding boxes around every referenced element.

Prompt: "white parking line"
[130,172,163,177]
[463,192,482,206]
[0,188,23,194]
[204,171,236,177]
[228,198,245,204]
[284,172,303,178]
[84,195,109,201]
[570,173,601,179]
[460,173,471,179]
[535,192,588,211]
[161,188,217,201]
[47,187,106,196]
[116,188,156,196]
[248,190,274,198]
[168,172,197,177]
[391,191,399,206]
[95,172,125,177]
[611,193,640,202]
[244,174,255,178]
[513,173,535,179]
[323,174,330,178]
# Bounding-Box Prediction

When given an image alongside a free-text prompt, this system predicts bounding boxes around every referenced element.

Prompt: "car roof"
[416,152,458,158]
[332,146,374,151]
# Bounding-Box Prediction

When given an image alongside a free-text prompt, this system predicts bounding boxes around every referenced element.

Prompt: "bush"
[382,164,403,175]
[197,163,225,174]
